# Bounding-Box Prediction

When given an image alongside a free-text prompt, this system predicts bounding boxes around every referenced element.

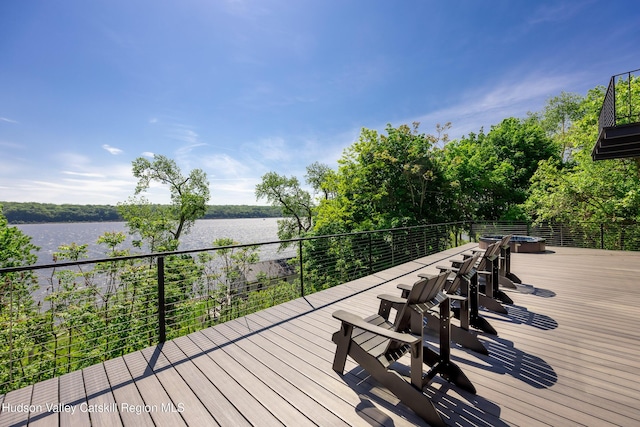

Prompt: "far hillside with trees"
[1,202,282,224]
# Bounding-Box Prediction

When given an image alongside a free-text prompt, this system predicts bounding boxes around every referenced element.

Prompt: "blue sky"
[1,0,639,206]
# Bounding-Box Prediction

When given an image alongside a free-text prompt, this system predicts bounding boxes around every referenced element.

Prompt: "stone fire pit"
[479,235,546,253]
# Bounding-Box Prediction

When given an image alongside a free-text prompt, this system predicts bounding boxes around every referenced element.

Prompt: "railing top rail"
[611,68,640,79]
[0,221,468,274]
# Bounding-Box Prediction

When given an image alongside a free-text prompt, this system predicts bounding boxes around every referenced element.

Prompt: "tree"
[118,155,210,251]
[305,162,336,200]
[0,205,42,393]
[0,205,40,310]
[537,91,585,159]
[524,84,640,226]
[442,117,558,220]
[313,123,449,233]
[255,172,314,241]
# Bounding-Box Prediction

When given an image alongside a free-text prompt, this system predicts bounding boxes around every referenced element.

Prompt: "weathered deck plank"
[59,369,91,427]
[3,244,640,426]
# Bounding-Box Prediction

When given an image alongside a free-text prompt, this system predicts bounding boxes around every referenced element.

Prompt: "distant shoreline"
[1,201,282,224]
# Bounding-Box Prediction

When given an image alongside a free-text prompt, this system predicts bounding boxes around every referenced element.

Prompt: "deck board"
[2,244,640,426]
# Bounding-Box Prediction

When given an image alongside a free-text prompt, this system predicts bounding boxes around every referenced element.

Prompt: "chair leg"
[423,301,477,394]
[347,340,446,427]
[451,325,489,355]
[331,324,352,374]
[506,272,522,284]
[423,312,489,355]
[495,290,514,304]
[499,275,517,289]
[376,369,446,427]
[471,317,498,335]
[479,294,508,314]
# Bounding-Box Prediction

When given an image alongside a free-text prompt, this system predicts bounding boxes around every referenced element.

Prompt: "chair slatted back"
[445,252,480,294]
[384,270,450,354]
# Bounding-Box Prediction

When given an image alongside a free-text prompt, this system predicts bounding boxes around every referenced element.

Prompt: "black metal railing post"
[157,256,166,343]
[298,240,304,297]
[368,233,373,273]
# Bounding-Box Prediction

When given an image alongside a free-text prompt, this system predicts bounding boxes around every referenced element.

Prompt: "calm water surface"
[18,218,285,265]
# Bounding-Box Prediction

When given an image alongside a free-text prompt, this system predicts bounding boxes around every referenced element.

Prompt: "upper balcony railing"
[593,69,640,160]
[598,68,640,133]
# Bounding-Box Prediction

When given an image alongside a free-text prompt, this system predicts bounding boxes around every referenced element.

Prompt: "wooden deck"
[2,244,640,426]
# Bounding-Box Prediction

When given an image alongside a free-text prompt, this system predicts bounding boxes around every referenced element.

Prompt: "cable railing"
[470,221,640,251]
[0,222,467,395]
[3,219,639,394]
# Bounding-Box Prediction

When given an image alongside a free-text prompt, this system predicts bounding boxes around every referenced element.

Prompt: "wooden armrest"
[396,282,413,291]
[436,264,459,272]
[332,310,420,344]
[377,293,406,305]
[417,272,436,279]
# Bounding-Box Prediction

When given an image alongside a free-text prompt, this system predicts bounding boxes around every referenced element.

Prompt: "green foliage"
[255,171,314,241]
[119,154,211,249]
[305,161,336,200]
[0,206,43,391]
[524,82,640,225]
[314,123,449,234]
[1,202,121,223]
[443,117,558,220]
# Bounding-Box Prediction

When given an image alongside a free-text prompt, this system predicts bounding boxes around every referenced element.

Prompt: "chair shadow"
[419,323,558,391]
[506,304,558,330]
[451,334,558,390]
[512,282,556,298]
[343,365,510,427]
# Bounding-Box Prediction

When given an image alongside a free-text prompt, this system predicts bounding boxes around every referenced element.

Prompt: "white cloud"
[0,117,18,124]
[251,137,291,162]
[102,144,123,155]
[527,1,591,26]
[203,153,252,178]
[62,171,105,178]
[410,71,577,140]
[0,140,23,149]
[142,151,155,158]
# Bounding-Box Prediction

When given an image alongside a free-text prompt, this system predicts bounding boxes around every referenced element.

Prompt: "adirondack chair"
[464,235,518,290]
[498,235,522,285]
[332,270,475,427]
[452,241,511,312]
[475,241,514,306]
[397,270,489,355]
[399,253,491,353]
[428,252,498,336]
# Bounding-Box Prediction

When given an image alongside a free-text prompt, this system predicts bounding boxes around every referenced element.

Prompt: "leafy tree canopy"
[524,82,640,225]
[442,117,558,220]
[119,154,210,251]
[255,171,313,241]
[313,122,449,233]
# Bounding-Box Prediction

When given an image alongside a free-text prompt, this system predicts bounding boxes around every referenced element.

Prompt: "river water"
[17,218,287,265]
